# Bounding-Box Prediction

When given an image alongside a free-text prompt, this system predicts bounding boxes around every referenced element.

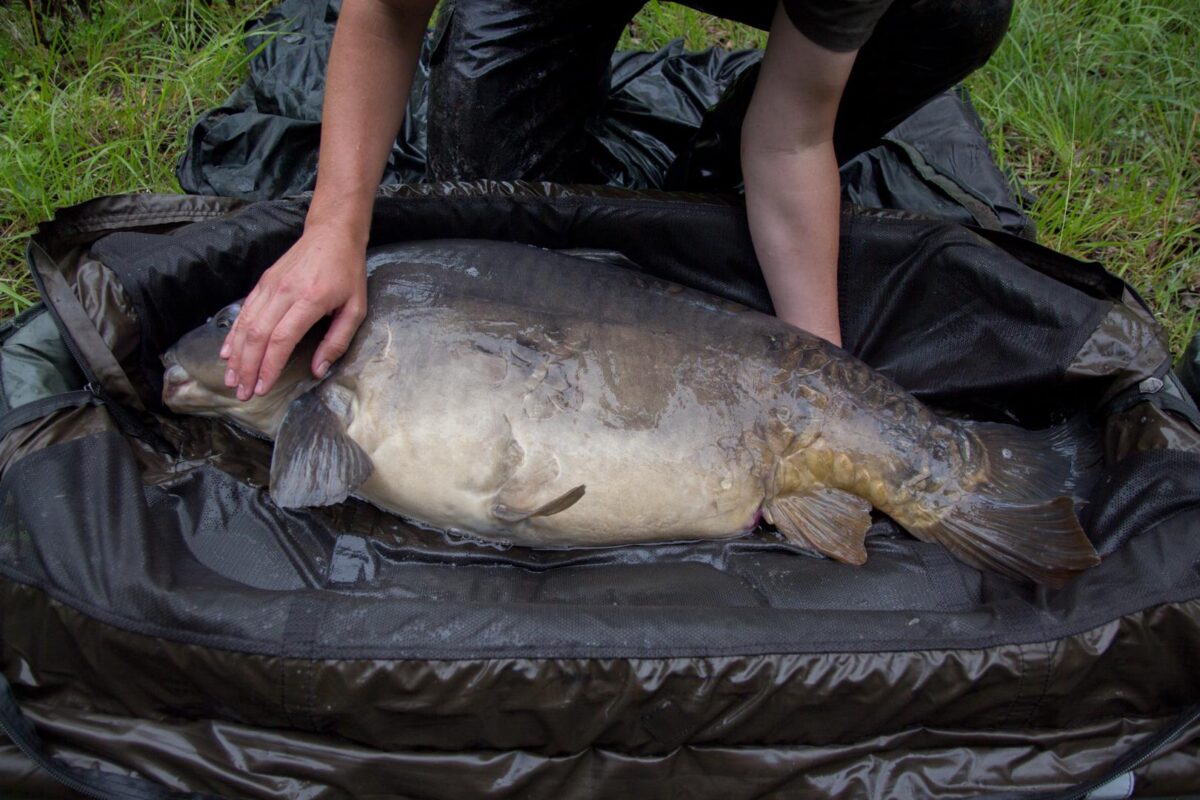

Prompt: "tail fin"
[962,415,1103,503]
[909,496,1099,587]
[906,416,1103,587]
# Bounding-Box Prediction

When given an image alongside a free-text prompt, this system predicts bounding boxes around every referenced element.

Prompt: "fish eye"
[212,306,239,330]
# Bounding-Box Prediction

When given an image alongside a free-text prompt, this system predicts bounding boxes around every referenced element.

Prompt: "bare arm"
[741,4,857,347]
[222,0,436,400]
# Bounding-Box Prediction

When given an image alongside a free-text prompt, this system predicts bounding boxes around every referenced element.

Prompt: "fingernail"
[219,343,230,359]
[224,368,236,387]
[317,360,331,378]
[254,379,264,395]
[237,384,248,401]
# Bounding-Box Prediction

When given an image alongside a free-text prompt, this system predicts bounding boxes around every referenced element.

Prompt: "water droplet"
[1001,448,1013,459]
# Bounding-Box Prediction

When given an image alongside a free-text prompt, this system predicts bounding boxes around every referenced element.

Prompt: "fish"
[162,239,1101,586]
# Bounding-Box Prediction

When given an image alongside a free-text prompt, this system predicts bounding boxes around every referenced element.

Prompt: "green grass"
[1,0,1197,353]
[966,0,1199,355]
[620,2,766,50]
[0,0,270,315]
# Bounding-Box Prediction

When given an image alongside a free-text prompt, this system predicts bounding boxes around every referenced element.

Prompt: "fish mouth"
[162,363,194,402]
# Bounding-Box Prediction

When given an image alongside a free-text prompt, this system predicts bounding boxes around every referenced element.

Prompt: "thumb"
[312,300,366,379]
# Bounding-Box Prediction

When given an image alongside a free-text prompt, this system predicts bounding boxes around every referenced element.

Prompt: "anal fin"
[270,388,374,508]
[766,487,873,565]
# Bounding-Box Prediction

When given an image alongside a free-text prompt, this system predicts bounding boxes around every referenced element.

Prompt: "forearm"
[742,138,842,345]
[740,3,856,347]
[222,0,434,400]
[305,0,434,245]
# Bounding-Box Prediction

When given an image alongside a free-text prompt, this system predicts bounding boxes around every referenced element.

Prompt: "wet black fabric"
[2,682,1198,799]
[1083,450,1200,558]
[178,0,1031,236]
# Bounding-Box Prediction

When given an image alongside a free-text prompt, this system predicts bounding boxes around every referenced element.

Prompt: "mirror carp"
[163,240,1101,586]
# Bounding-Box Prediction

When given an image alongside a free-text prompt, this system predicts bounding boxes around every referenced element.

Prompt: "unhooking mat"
[0,183,1198,797]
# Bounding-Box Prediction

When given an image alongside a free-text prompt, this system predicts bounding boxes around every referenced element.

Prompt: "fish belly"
[341,335,766,547]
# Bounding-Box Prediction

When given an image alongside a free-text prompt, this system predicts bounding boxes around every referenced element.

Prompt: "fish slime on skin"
[162,240,1100,586]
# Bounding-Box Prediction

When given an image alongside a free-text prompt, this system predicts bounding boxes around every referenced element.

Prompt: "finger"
[228,294,295,401]
[221,283,262,361]
[254,300,327,396]
[222,282,264,381]
[223,290,259,385]
[312,298,367,379]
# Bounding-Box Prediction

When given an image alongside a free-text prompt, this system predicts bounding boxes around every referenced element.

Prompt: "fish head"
[162,301,319,438]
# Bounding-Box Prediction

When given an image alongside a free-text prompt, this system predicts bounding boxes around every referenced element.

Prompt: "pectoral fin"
[766,487,873,565]
[489,444,585,522]
[270,388,374,508]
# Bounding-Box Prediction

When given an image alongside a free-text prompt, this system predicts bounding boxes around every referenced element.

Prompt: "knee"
[964,0,1014,67]
[919,0,1014,70]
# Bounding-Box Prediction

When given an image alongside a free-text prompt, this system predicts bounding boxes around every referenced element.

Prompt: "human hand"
[221,224,368,400]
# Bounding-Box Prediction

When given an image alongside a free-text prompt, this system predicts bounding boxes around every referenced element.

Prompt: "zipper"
[0,715,112,800]
[0,671,229,799]
[24,241,171,451]
[83,378,171,452]
[0,674,156,800]
[25,243,101,396]
[1033,704,1200,800]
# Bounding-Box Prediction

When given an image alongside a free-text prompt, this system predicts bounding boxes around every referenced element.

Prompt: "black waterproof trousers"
[426,0,1013,188]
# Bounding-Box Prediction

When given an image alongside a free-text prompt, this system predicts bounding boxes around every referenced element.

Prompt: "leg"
[833,0,1013,160]
[427,0,644,182]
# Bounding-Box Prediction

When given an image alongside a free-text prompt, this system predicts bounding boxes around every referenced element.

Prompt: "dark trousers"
[426,0,1013,186]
